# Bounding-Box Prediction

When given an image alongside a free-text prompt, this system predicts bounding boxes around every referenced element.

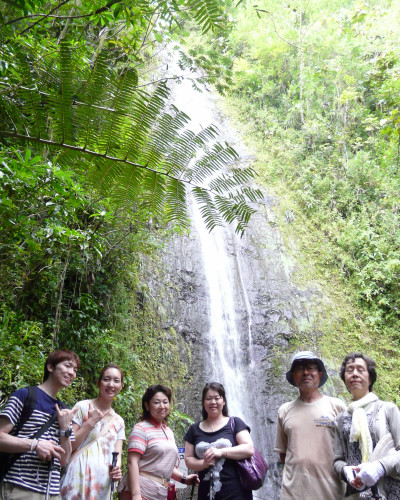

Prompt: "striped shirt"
[0,386,74,495]
[126,419,178,500]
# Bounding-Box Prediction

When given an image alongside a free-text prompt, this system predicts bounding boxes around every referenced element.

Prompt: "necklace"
[203,417,226,432]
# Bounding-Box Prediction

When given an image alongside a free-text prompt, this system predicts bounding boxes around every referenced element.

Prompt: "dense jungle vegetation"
[182,0,400,401]
[1,0,399,445]
[0,0,262,438]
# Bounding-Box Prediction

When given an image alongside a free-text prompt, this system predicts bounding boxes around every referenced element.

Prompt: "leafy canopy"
[0,0,262,234]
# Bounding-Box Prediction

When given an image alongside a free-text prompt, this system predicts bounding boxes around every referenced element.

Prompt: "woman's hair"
[201,382,229,420]
[140,384,172,421]
[43,349,81,381]
[340,352,377,392]
[97,363,124,385]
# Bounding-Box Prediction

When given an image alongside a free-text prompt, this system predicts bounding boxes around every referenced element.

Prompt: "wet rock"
[146,55,338,499]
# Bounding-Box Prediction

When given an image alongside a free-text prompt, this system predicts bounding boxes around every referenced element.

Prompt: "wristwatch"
[180,475,187,484]
[60,428,72,438]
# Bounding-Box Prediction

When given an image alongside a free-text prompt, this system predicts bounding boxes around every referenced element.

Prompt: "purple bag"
[229,417,268,490]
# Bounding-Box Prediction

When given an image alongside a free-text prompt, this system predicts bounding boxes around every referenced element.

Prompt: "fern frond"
[0,39,262,234]
[185,0,225,33]
[208,166,257,194]
[189,142,239,183]
[214,193,257,235]
[164,177,188,225]
[47,41,76,145]
[192,186,224,231]
[75,51,111,152]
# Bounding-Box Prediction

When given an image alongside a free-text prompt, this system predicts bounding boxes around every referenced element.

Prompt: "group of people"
[276,350,400,500]
[0,350,253,500]
[0,348,399,500]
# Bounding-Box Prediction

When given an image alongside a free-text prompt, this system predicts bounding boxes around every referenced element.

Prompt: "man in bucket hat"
[275,351,346,499]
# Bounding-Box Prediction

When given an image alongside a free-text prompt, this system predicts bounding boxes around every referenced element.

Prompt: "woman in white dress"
[60,363,125,500]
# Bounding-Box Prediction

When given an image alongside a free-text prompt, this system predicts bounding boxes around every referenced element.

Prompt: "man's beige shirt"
[275,395,346,500]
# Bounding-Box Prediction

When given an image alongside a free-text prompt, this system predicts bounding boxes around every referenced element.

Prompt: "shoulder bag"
[229,416,268,490]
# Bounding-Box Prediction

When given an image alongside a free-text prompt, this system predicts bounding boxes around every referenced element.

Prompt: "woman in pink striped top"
[119,385,198,499]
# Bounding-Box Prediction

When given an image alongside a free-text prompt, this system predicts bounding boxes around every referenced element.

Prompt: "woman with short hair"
[334,352,400,499]
[119,384,199,499]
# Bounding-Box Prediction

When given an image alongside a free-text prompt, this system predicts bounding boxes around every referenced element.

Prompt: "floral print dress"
[60,399,125,500]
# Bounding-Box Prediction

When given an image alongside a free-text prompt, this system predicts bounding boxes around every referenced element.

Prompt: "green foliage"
[0,0,263,439]
[0,309,48,405]
[0,144,190,435]
[0,0,262,235]
[183,0,400,401]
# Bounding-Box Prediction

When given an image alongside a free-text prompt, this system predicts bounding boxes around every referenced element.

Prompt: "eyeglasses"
[292,363,319,373]
[205,396,222,402]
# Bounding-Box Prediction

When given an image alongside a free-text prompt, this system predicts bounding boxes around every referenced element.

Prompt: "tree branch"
[254,8,299,49]
[0,130,201,187]
[19,0,72,35]
[12,0,124,30]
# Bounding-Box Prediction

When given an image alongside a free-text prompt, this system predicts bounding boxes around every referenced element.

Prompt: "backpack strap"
[56,398,69,411]
[11,386,37,436]
[0,387,68,484]
[31,412,59,440]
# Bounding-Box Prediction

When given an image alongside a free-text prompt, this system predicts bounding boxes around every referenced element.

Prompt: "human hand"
[186,474,200,486]
[35,440,65,462]
[109,464,122,481]
[355,461,385,487]
[349,467,365,490]
[56,404,78,431]
[204,446,222,464]
[342,465,356,485]
[87,403,110,427]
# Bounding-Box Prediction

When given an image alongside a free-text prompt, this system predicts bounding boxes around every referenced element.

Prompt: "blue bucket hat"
[286,351,328,387]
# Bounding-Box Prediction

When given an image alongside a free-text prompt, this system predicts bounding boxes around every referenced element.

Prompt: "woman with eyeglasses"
[118,384,199,499]
[184,382,254,500]
[334,353,400,499]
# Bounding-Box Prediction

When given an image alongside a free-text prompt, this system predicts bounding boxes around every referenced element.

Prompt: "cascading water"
[168,59,278,498]
[169,65,251,418]
[190,198,249,420]
[154,48,323,500]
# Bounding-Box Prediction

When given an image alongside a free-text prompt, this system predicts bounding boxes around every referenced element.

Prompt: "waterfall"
[156,48,322,499]
[190,198,249,420]
[170,64,252,421]
[167,56,279,498]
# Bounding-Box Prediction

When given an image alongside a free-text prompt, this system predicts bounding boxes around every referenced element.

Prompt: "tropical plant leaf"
[0,39,262,233]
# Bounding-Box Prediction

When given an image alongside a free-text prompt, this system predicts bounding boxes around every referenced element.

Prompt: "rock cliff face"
[147,56,329,498]
[151,189,322,497]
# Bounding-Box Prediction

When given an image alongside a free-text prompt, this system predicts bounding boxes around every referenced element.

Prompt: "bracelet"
[180,475,186,484]
[30,439,38,452]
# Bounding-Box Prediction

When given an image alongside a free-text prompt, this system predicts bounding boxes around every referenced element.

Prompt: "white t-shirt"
[275,395,346,500]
